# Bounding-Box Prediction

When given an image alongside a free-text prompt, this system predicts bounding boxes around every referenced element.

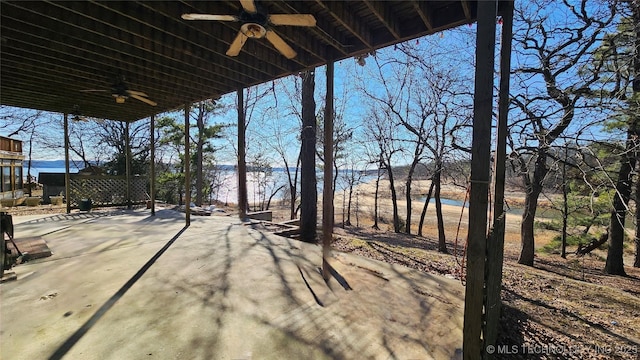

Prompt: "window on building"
[15,166,23,191]
[2,166,10,192]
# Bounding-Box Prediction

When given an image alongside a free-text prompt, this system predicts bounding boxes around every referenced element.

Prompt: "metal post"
[463,1,497,359]
[184,105,191,226]
[150,115,156,216]
[322,61,335,281]
[237,89,248,220]
[125,122,131,209]
[64,113,71,214]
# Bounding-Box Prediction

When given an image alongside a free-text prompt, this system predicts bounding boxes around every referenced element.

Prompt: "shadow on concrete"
[5,212,464,359]
[47,225,189,360]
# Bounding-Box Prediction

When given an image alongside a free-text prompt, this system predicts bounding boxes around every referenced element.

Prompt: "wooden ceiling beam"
[315,0,374,49]
[48,1,272,83]
[2,6,252,92]
[0,83,149,122]
[461,1,472,20]
[0,24,230,98]
[0,57,204,104]
[140,0,309,71]
[363,0,402,40]
[1,0,490,123]
[269,0,350,57]
[0,78,159,113]
[413,1,434,32]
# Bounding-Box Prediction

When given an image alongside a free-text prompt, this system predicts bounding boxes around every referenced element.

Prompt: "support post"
[300,70,317,242]
[150,115,156,216]
[125,122,132,209]
[463,1,497,359]
[237,89,248,220]
[322,61,335,281]
[184,104,191,226]
[485,0,514,355]
[64,113,71,214]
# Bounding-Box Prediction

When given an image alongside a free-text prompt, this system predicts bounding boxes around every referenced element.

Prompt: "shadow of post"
[48,225,189,360]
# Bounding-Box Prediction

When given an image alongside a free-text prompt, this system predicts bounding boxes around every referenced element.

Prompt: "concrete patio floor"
[1,209,464,360]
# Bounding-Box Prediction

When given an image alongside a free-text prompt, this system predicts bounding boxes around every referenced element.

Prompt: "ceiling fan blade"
[130,94,157,106]
[265,30,296,59]
[226,31,248,57]
[268,14,316,27]
[127,90,149,97]
[239,0,257,13]
[181,14,238,21]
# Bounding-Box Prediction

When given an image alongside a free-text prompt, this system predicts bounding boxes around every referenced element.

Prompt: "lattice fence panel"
[69,175,147,208]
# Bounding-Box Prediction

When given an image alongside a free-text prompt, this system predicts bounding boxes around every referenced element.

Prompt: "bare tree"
[509,0,617,266]
[365,107,403,232]
[358,55,423,234]
[339,157,367,226]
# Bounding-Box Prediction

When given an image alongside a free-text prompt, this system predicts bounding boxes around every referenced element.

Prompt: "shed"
[38,172,66,204]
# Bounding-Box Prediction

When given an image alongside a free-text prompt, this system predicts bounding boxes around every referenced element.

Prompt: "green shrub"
[540,234,603,254]
[535,220,562,231]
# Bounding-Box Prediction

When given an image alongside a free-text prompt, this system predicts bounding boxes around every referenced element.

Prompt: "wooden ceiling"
[0,1,506,123]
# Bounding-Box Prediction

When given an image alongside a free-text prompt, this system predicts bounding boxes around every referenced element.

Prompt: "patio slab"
[1,209,464,360]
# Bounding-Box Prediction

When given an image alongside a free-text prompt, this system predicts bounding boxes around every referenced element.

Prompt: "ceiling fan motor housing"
[241,23,266,38]
[239,10,267,25]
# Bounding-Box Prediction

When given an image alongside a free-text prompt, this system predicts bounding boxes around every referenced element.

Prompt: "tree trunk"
[636,166,640,267]
[434,171,448,253]
[405,159,419,234]
[387,162,401,233]
[346,182,353,226]
[632,0,640,269]
[266,185,284,210]
[576,230,609,256]
[561,149,568,259]
[518,153,546,266]
[418,180,436,237]
[285,154,300,220]
[300,70,317,243]
[373,165,381,230]
[605,132,636,275]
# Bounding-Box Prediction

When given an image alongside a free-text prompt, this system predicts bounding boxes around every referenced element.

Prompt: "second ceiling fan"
[81,77,157,107]
[182,0,316,59]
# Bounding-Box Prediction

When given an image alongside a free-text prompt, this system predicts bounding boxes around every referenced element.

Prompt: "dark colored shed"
[38,172,65,204]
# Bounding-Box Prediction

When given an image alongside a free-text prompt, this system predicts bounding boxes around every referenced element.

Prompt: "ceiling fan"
[182,0,316,59]
[70,105,87,122]
[69,105,105,123]
[81,78,157,106]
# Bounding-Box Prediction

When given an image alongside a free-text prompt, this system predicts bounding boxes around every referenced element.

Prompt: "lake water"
[24,160,79,181]
[23,160,375,204]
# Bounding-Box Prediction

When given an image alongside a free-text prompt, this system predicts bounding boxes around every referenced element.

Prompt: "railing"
[0,137,22,155]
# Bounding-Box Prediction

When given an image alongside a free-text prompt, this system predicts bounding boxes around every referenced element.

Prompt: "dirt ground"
[5,182,639,359]
[274,179,640,360]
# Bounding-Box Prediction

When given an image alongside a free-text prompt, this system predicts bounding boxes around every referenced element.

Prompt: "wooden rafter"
[1,1,504,122]
[363,0,402,40]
